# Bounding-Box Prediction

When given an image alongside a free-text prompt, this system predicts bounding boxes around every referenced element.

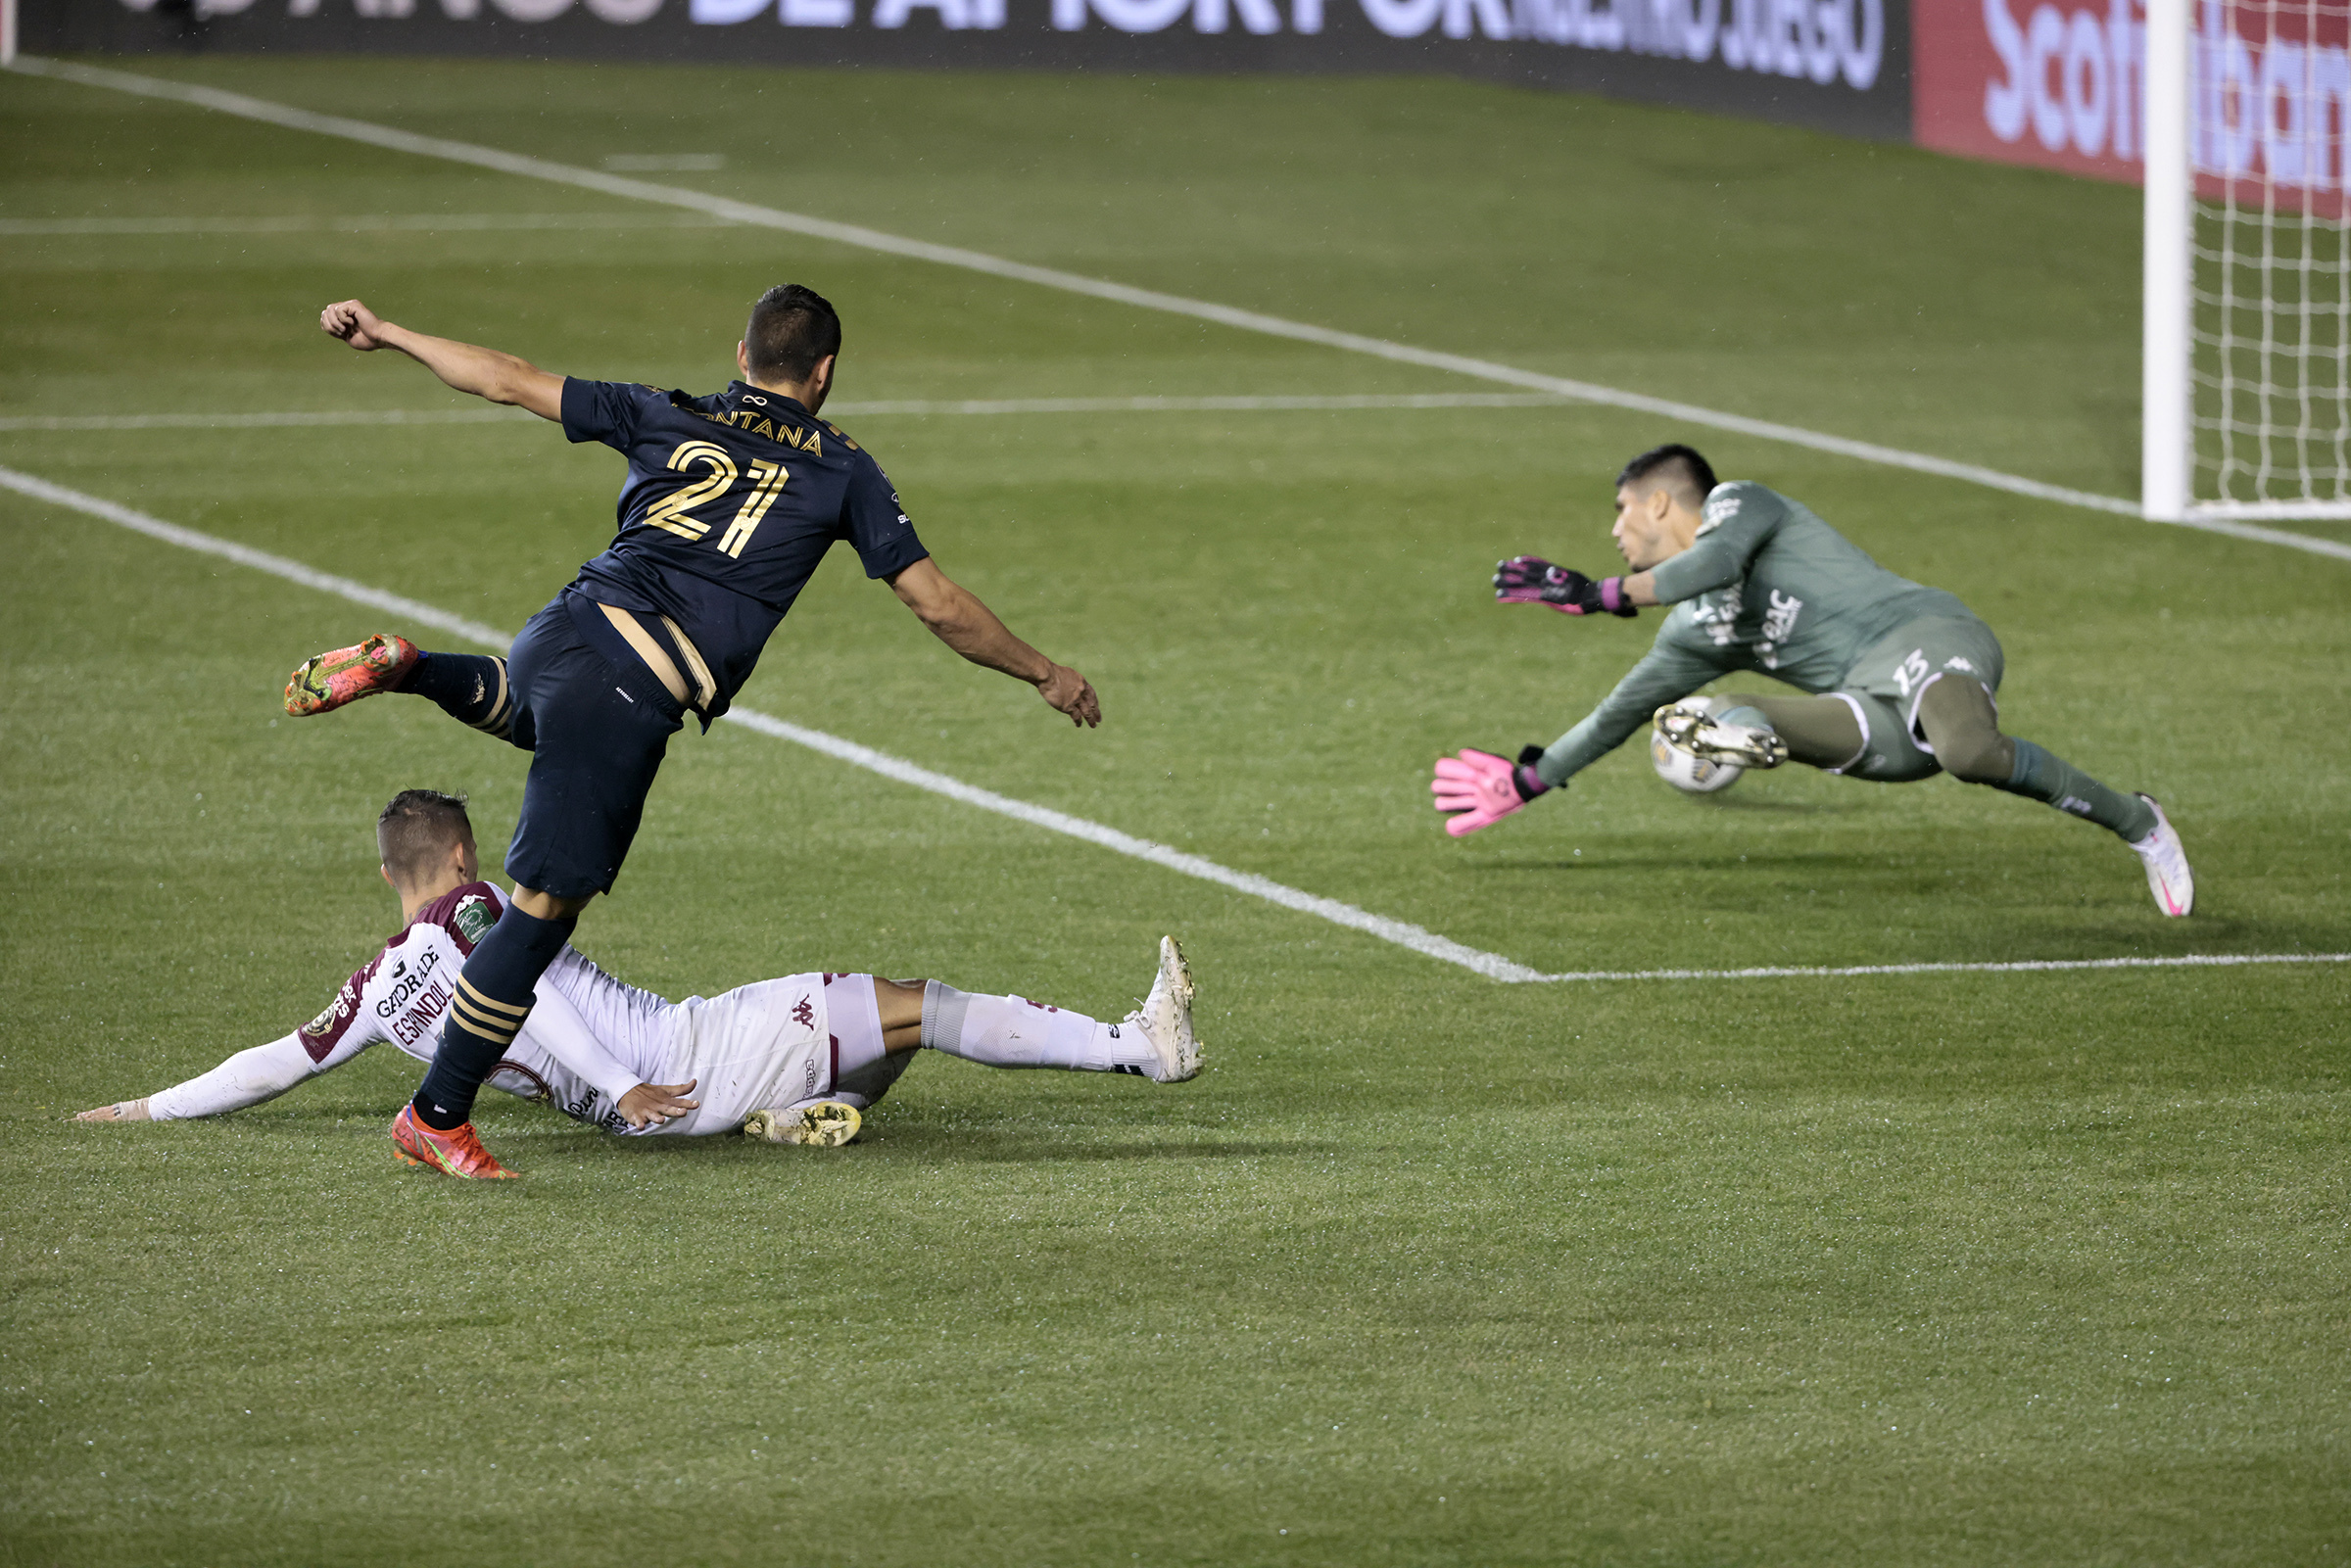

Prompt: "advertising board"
[1915,0,2351,210]
[23,0,1911,140]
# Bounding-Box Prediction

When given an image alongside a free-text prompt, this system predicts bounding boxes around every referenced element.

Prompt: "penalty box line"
[11,54,2351,570]
[1541,952,2351,981]
[6,463,2344,989]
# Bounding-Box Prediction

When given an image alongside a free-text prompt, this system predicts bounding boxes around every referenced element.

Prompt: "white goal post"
[2146,0,2351,520]
[2143,0,2193,520]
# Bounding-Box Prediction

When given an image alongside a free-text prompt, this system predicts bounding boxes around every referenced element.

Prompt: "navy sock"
[1994,739,2158,841]
[402,652,513,738]
[411,905,577,1130]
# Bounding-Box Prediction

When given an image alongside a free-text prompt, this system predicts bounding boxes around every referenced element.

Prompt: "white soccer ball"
[1651,726,1744,794]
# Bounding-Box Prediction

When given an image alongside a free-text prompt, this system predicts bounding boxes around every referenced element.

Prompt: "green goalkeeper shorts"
[1823,616,2006,783]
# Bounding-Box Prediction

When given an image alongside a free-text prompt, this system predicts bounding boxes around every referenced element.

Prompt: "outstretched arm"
[318,299,564,421]
[75,1033,319,1123]
[887,556,1101,728]
[1530,635,1724,787]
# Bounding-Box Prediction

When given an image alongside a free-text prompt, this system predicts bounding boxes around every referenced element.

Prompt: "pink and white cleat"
[2129,794,2194,917]
[284,633,419,718]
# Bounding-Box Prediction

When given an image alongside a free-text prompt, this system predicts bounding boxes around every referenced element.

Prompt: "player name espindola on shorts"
[1431,443,2196,918]
[283,285,1105,1178]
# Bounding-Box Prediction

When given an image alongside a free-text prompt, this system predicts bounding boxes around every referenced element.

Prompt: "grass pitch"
[4,56,2349,1567]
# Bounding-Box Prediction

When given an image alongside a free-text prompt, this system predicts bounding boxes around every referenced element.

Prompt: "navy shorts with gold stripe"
[500,594,686,899]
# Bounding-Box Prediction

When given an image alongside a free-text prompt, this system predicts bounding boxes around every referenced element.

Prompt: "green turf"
[4,55,2349,1568]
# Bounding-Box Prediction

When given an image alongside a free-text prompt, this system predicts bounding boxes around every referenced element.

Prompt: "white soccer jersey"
[149,881,835,1136]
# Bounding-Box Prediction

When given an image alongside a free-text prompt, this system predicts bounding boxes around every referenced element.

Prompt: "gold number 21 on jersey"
[641,441,790,559]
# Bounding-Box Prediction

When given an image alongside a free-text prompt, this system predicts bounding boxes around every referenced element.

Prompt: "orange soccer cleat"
[284,633,420,718]
[392,1104,520,1179]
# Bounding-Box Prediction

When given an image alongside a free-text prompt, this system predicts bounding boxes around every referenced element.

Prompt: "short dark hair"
[1616,444,1717,508]
[744,284,842,384]
[377,789,473,886]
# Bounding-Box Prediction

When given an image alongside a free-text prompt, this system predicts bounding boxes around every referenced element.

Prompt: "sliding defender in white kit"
[77,790,1200,1153]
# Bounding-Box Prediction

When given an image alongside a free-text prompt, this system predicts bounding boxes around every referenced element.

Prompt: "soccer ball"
[1650,716,1744,794]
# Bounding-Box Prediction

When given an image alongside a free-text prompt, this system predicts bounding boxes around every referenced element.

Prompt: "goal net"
[2146,0,2351,518]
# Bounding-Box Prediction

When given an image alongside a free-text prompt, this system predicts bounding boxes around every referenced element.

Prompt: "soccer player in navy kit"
[289,285,1102,1178]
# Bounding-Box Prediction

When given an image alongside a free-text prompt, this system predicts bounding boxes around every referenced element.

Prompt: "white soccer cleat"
[744,1099,862,1147]
[1653,701,1789,770]
[1127,935,1201,1084]
[2129,794,2194,917]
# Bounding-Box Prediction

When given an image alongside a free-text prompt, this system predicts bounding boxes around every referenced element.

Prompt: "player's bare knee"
[871,975,928,1036]
[1915,677,2011,784]
[1938,733,2013,784]
[511,884,595,921]
[1921,706,2011,783]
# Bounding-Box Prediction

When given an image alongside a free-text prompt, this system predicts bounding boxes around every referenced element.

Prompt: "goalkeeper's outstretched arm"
[1528,637,1722,788]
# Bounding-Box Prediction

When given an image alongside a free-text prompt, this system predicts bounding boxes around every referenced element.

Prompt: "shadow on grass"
[498,1121,1328,1166]
[1677,792,1860,814]
[861,1130,1325,1164]
[1461,847,1885,874]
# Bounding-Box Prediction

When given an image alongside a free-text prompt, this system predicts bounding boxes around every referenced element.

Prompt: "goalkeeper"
[1431,444,2194,917]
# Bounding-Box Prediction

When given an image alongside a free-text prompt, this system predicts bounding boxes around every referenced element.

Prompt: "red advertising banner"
[1914,0,2351,210]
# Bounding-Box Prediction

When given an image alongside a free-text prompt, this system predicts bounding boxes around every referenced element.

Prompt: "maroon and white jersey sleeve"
[143,884,496,1119]
[288,954,395,1071]
[145,880,693,1128]
[147,1032,319,1120]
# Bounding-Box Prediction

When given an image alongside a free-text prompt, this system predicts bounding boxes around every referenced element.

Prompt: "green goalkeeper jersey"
[1533,482,1979,785]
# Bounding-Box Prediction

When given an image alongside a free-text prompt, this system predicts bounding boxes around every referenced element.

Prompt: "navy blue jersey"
[559,378,929,718]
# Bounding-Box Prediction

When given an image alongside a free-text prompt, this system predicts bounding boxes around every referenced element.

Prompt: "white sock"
[920,983,1156,1074]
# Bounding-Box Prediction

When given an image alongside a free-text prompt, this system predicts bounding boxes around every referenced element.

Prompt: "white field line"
[1539,952,2351,981]
[0,461,1542,984]
[7,460,2344,989]
[0,212,741,236]
[0,393,1575,434]
[0,465,509,646]
[2188,497,2351,521]
[0,409,528,433]
[13,55,2351,568]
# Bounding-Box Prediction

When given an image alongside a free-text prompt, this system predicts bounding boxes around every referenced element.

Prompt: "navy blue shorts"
[501,596,686,899]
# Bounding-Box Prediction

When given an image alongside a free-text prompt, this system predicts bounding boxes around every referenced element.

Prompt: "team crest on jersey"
[303,981,356,1039]
[453,894,495,943]
[792,996,815,1030]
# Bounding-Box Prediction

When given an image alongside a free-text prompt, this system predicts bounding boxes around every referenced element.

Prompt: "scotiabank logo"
[1916,0,2351,199]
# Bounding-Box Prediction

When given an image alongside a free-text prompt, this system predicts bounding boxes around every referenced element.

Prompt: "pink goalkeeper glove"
[1431,748,1551,837]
